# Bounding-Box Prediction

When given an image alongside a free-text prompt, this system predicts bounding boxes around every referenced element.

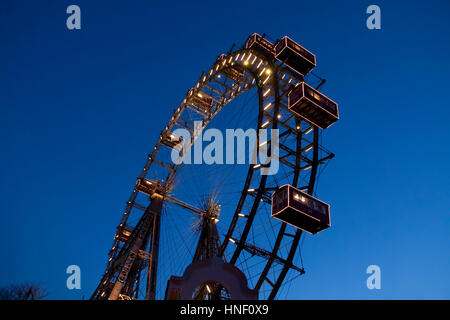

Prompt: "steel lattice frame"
[91,41,334,300]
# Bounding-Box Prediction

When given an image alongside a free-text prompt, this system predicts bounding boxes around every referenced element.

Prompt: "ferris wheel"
[91,33,339,300]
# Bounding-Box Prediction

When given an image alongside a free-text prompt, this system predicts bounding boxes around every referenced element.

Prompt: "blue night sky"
[1,0,449,300]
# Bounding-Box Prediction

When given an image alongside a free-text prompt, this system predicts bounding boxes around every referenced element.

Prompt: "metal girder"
[239,241,305,274]
[165,195,205,216]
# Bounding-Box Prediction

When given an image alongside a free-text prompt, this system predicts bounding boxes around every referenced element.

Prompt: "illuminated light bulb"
[277,114,282,119]
[296,125,300,130]
[244,60,249,66]
[229,238,236,243]
[206,285,211,294]
[301,196,306,203]
[238,213,246,217]
[262,120,270,128]
[264,102,272,110]
[248,188,256,192]
[197,93,203,98]
[266,69,271,75]
[294,193,300,200]
[253,164,261,169]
